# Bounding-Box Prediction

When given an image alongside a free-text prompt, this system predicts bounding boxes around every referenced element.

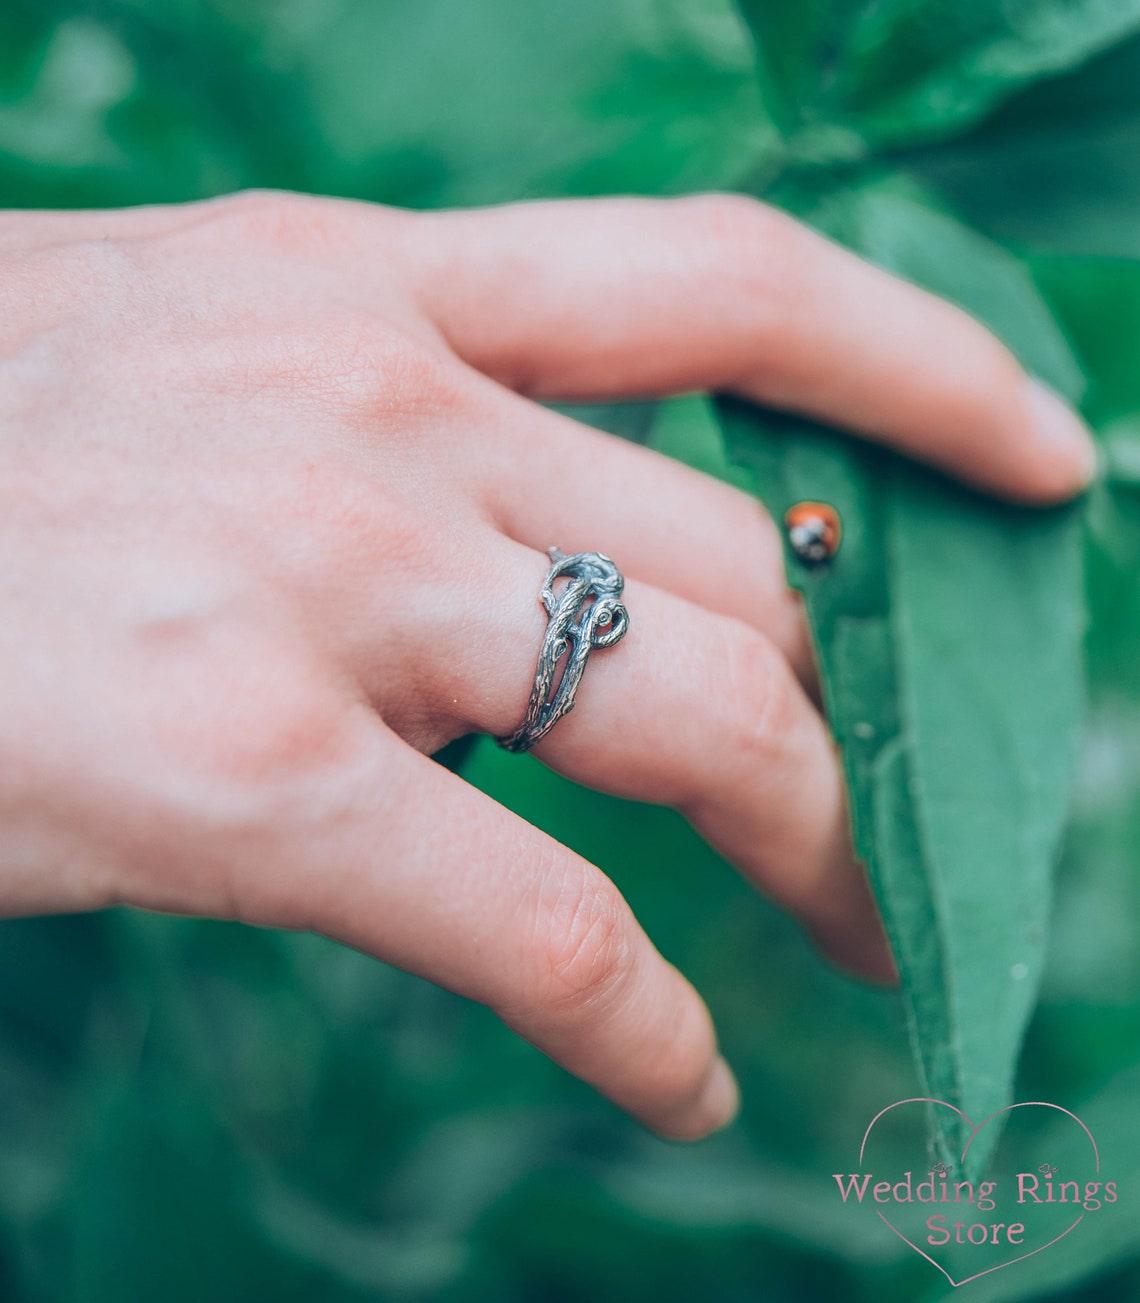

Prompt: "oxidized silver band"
[498,547,629,754]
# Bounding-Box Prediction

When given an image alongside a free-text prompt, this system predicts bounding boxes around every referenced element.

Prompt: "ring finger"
[401,532,893,982]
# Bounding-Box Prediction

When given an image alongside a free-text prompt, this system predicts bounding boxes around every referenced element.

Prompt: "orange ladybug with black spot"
[784,501,841,565]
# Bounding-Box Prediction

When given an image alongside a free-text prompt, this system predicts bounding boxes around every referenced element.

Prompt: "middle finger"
[471,387,818,686]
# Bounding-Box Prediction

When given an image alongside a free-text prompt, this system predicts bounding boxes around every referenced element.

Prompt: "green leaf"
[919,1065,1140,1302]
[712,189,1086,1175]
[913,34,1140,259]
[1028,262,1140,973]
[296,0,773,205]
[643,392,754,489]
[0,0,774,210]
[735,0,1140,152]
[1031,256,1140,422]
[1027,259,1140,672]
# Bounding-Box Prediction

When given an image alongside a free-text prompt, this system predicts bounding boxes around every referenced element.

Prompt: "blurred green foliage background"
[1,2,1139,1300]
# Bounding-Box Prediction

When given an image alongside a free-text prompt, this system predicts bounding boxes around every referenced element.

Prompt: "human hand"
[0,192,1094,1138]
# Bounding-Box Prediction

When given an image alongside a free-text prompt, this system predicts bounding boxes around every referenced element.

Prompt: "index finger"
[404,194,1095,504]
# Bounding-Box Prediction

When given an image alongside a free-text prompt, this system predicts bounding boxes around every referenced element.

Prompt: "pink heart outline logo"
[858,1098,1100,1288]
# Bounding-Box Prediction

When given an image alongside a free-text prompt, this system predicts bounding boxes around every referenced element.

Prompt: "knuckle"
[325,321,459,415]
[199,188,412,257]
[534,868,633,1017]
[674,190,769,235]
[255,317,465,422]
[236,461,465,741]
[668,193,804,355]
[261,457,445,586]
[673,192,795,265]
[208,188,333,254]
[145,644,355,799]
[99,633,373,922]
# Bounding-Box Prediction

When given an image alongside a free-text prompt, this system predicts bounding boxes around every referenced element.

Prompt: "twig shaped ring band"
[497,547,629,753]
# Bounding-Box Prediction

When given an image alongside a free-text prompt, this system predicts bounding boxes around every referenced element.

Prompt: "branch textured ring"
[497,547,629,754]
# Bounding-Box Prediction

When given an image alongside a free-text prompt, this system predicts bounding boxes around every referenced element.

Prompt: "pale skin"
[0,191,1095,1140]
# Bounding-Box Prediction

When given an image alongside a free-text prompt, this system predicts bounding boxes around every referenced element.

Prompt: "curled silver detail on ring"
[498,547,629,754]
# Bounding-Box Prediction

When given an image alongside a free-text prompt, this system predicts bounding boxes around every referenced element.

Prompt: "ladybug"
[784,501,841,565]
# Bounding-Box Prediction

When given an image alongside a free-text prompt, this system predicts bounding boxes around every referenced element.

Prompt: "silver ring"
[497,547,629,754]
